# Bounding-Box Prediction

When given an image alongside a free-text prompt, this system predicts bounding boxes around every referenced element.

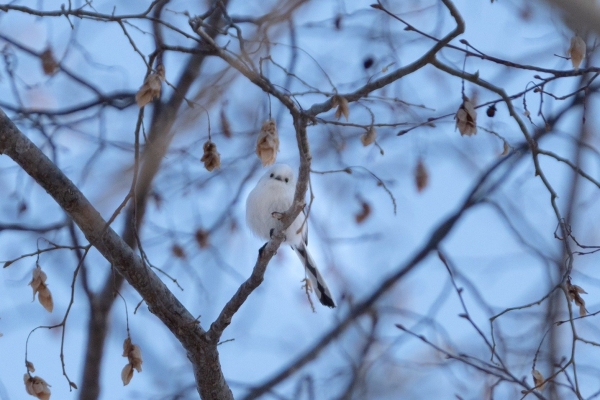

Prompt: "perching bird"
[246,164,336,308]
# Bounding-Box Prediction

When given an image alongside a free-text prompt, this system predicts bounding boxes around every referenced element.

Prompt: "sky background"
[1,0,600,399]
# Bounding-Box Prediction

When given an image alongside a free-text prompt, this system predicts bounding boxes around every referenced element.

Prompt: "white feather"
[246,164,336,308]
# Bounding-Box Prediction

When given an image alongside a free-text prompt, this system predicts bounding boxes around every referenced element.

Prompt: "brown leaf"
[360,126,377,146]
[220,109,232,138]
[24,374,51,400]
[455,96,477,136]
[26,361,35,373]
[200,141,221,172]
[334,96,349,121]
[130,344,143,372]
[121,364,134,386]
[355,201,371,224]
[195,229,210,249]
[40,48,59,76]
[567,281,587,317]
[532,369,545,390]
[135,65,165,108]
[568,35,586,71]
[255,119,279,166]
[38,286,54,313]
[122,337,132,356]
[29,266,53,313]
[121,337,143,386]
[171,244,186,260]
[415,159,429,192]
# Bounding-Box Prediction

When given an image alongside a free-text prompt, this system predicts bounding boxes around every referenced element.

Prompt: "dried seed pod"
[532,370,545,390]
[121,337,143,386]
[333,96,350,121]
[24,374,51,400]
[26,361,35,373]
[255,119,279,166]
[195,229,210,248]
[568,35,586,71]
[455,96,477,136]
[567,281,587,317]
[200,140,221,171]
[355,201,371,224]
[415,159,429,192]
[360,126,377,146]
[171,244,186,259]
[29,265,53,313]
[40,48,59,76]
[220,109,232,138]
[135,65,165,108]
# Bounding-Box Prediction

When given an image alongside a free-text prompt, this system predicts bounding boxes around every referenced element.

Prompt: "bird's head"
[262,164,295,185]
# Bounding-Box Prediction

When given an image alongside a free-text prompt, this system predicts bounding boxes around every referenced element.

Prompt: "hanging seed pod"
[255,119,279,166]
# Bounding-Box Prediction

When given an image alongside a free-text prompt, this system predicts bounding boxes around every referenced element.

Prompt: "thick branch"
[0,109,233,400]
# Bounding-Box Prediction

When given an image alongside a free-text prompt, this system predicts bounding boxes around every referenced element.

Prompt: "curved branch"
[0,109,233,399]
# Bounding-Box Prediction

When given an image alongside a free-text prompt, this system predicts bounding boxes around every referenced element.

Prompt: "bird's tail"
[293,243,336,308]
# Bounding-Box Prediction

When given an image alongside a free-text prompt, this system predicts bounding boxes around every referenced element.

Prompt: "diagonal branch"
[0,108,233,399]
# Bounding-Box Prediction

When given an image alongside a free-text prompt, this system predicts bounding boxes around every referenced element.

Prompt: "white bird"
[246,164,336,308]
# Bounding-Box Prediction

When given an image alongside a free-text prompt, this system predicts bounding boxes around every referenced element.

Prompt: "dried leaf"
[121,337,143,386]
[355,201,371,224]
[38,286,54,313]
[334,96,349,121]
[255,119,279,166]
[29,266,53,313]
[135,65,165,108]
[415,159,429,192]
[130,345,143,372]
[360,127,377,146]
[200,141,221,172]
[171,244,186,259]
[195,229,210,249]
[24,374,51,400]
[220,109,232,138]
[122,337,132,356]
[568,35,586,71]
[567,281,587,317]
[532,369,545,390]
[26,361,35,373]
[455,96,477,136]
[121,364,133,386]
[40,48,59,76]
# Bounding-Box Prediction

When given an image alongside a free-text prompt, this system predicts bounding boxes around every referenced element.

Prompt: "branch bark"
[78,4,229,399]
[0,109,233,399]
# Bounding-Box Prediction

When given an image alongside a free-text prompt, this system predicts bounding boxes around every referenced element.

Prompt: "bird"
[246,164,336,308]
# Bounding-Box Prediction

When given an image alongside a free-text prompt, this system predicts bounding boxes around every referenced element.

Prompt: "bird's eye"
[270,173,274,178]
[285,178,289,183]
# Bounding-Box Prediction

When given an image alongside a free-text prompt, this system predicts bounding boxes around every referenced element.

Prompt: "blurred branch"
[544,0,600,36]
[0,108,234,399]
[306,0,465,117]
[78,3,234,399]
[242,148,526,399]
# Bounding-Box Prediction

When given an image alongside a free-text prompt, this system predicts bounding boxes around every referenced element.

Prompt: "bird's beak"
[274,175,283,181]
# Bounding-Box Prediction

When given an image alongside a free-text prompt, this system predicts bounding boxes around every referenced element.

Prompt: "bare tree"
[1,0,600,399]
